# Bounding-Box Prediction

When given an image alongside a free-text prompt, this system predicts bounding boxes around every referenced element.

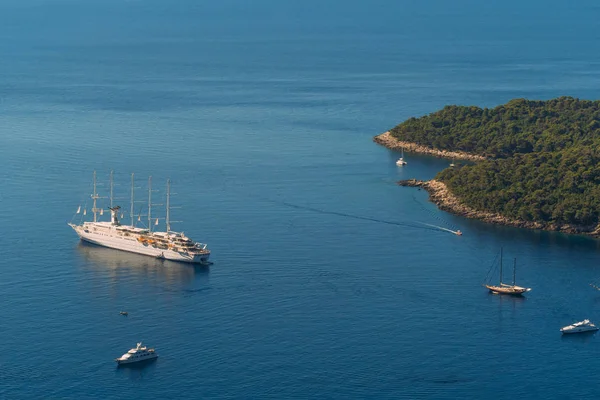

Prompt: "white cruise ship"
[69,172,210,264]
[115,342,158,365]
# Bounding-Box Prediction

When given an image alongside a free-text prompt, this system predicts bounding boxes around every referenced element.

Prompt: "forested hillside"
[391,97,600,226]
[390,97,600,158]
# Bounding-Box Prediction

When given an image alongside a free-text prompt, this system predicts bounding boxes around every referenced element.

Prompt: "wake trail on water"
[258,196,501,278]
[277,201,459,235]
[409,194,464,235]
[418,222,462,235]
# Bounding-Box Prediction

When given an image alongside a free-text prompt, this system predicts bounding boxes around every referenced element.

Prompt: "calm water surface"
[2,0,600,398]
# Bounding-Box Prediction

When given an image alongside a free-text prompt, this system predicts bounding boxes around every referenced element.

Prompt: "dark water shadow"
[408,372,474,385]
[487,290,527,317]
[560,330,598,343]
[76,241,210,286]
[487,291,527,302]
[114,358,158,380]
[458,215,600,254]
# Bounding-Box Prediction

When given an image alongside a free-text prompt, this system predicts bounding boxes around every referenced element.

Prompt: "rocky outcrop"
[374,131,487,161]
[399,179,600,238]
[388,131,600,237]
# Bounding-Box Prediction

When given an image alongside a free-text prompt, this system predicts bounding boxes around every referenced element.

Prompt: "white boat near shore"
[396,148,407,166]
[560,319,599,334]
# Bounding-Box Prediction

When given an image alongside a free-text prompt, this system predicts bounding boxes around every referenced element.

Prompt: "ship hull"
[561,327,599,334]
[485,285,530,296]
[74,227,210,264]
[115,354,158,365]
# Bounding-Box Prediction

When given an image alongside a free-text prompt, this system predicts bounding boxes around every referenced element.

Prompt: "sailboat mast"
[148,176,152,233]
[109,170,114,209]
[130,173,135,227]
[166,179,171,234]
[499,248,503,284]
[92,170,98,222]
[513,258,516,286]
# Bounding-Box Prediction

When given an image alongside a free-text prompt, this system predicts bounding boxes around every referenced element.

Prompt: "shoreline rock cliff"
[373,131,487,161]
[398,179,600,238]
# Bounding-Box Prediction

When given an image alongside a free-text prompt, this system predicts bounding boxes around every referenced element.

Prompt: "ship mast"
[130,173,135,227]
[499,247,503,285]
[109,170,114,209]
[148,176,152,233]
[513,258,516,286]
[166,179,171,233]
[92,170,99,222]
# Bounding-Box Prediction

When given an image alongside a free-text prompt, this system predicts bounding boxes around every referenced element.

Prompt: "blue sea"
[2,0,600,398]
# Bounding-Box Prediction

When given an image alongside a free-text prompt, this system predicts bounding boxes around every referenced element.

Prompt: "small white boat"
[560,319,599,334]
[119,311,128,316]
[396,148,407,166]
[115,342,158,365]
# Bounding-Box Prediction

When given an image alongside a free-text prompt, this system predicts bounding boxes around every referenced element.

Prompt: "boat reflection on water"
[488,291,526,302]
[114,356,158,381]
[489,288,526,323]
[76,241,209,286]
[561,329,597,343]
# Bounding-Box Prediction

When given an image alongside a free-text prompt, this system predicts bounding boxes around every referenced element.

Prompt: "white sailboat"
[69,171,211,264]
[396,148,407,166]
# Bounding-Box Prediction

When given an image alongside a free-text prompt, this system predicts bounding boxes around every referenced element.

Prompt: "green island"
[375,96,600,236]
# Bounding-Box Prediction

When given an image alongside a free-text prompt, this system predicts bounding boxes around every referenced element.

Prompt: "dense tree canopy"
[391,97,600,226]
[390,97,600,158]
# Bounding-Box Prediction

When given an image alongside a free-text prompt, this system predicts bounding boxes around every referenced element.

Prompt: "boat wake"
[418,223,463,236]
[410,195,463,235]
[279,201,460,235]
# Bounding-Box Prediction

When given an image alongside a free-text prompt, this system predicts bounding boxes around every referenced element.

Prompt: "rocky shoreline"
[399,179,600,238]
[373,131,487,161]
[378,128,600,237]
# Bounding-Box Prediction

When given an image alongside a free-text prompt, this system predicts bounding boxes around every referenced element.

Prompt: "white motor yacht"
[560,319,599,334]
[115,342,158,365]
